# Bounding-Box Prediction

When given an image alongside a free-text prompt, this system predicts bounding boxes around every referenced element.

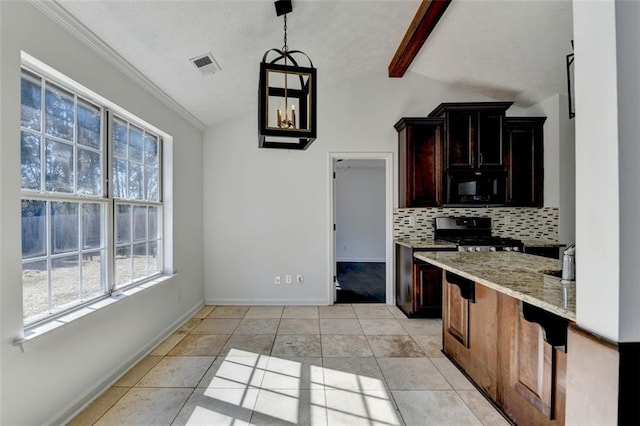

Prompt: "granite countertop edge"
[394,239,457,249]
[413,251,576,321]
[395,238,564,249]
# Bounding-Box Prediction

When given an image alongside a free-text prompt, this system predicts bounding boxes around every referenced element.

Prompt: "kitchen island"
[413,251,574,426]
[413,251,575,320]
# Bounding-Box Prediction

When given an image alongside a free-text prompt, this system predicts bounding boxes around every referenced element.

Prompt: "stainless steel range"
[434,217,523,252]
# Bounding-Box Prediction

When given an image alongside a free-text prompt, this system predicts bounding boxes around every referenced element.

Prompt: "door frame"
[327,152,395,305]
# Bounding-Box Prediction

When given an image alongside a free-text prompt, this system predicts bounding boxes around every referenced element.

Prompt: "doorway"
[328,153,394,305]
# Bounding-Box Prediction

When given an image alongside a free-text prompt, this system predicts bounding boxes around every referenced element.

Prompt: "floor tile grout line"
[453,388,493,426]
[169,386,198,426]
[86,386,132,426]
[73,305,504,425]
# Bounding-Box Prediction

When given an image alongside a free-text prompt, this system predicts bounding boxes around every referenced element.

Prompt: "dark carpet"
[336,262,386,303]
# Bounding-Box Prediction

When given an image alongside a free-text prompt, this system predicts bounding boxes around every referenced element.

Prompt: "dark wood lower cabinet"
[413,261,442,317]
[442,273,567,425]
[523,245,562,260]
[395,244,443,318]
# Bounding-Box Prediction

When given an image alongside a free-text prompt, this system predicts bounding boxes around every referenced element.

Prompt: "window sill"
[14,273,176,353]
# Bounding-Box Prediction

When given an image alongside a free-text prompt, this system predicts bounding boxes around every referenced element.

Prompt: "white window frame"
[20,59,166,329]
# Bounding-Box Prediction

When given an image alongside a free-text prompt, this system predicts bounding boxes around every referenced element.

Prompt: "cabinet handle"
[479,153,483,165]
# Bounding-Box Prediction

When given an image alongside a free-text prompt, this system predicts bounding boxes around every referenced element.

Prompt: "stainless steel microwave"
[445,170,507,206]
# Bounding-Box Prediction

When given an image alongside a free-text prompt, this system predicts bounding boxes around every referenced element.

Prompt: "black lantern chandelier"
[258,0,317,150]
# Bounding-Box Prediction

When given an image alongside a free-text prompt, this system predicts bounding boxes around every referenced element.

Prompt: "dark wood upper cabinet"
[429,102,513,170]
[396,103,545,207]
[395,117,444,207]
[505,117,546,207]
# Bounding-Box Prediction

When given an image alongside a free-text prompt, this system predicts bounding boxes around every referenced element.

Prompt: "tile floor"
[69,304,510,425]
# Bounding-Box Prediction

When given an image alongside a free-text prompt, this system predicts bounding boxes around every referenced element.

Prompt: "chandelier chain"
[282,14,288,52]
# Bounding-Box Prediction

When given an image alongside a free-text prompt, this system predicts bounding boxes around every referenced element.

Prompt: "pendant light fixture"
[258,0,317,150]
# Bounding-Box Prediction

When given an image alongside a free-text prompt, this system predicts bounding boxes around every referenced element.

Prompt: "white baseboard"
[205,298,330,306]
[52,301,204,426]
[336,257,386,263]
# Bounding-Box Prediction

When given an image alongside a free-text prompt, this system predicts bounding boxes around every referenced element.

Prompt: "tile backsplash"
[394,207,558,241]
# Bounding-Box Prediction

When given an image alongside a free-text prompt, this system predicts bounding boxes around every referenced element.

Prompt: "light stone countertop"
[520,239,566,248]
[413,251,576,321]
[394,238,458,250]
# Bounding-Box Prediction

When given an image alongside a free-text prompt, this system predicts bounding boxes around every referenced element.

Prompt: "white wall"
[558,94,576,245]
[203,70,505,305]
[616,0,640,342]
[521,94,576,244]
[335,161,385,262]
[573,0,620,341]
[0,3,204,424]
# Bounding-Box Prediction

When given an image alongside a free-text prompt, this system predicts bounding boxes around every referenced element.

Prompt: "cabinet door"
[442,272,470,368]
[446,112,474,169]
[413,261,442,317]
[395,244,414,316]
[506,118,545,206]
[478,111,504,168]
[396,118,443,207]
[467,284,499,399]
[498,295,566,425]
[512,307,554,417]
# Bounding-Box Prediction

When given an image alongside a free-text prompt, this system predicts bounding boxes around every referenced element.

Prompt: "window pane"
[77,100,101,149]
[144,134,158,166]
[22,200,46,259]
[133,206,147,241]
[83,203,103,249]
[148,206,158,240]
[113,158,127,199]
[149,241,159,275]
[115,245,131,287]
[82,250,104,299]
[45,139,74,193]
[133,242,147,280]
[145,167,159,201]
[21,131,41,190]
[22,260,48,322]
[129,125,143,162]
[51,202,78,254]
[21,72,42,131]
[129,163,143,200]
[116,204,131,244]
[77,148,101,195]
[45,83,74,141]
[51,255,80,311]
[113,117,128,157]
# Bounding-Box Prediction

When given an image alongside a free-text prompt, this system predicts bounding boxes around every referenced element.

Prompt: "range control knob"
[467,247,474,252]
[512,246,519,252]
[475,247,482,252]
[505,247,512,252]
[490,247,497,252]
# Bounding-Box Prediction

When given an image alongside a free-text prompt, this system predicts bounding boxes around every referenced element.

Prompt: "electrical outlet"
[285,274,292,284]
[274,276,281,285]
[296,274,304,284]
[403,215,416,226]
[342,245,347,252]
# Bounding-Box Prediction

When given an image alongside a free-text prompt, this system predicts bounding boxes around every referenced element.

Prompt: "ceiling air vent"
[189,53,221,75]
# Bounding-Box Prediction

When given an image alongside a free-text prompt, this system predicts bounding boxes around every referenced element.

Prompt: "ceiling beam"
[388,0,452,78]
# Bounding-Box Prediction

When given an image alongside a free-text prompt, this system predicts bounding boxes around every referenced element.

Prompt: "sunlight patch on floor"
[187,348,402,425]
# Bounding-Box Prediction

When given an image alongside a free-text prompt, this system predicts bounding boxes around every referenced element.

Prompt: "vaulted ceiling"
[55,0,573,129]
